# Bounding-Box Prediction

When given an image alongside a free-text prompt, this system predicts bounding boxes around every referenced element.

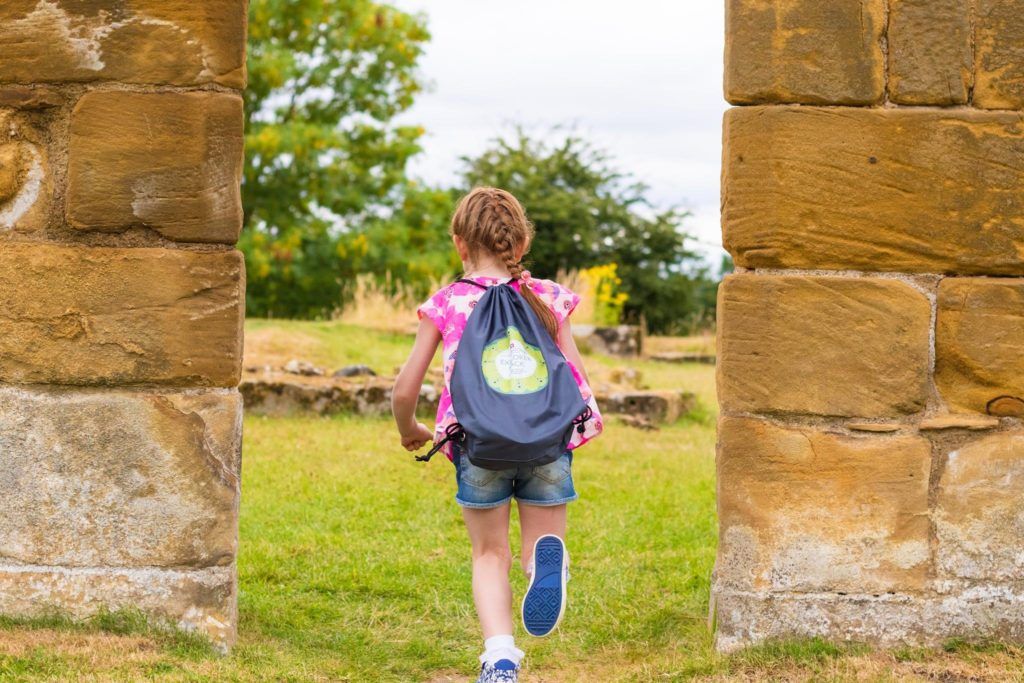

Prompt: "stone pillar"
[715,1,1024,650]
[0,2,247,649]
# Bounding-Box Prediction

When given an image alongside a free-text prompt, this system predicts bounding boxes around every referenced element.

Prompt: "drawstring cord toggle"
[572,406,593,435]
[416,423,466,463]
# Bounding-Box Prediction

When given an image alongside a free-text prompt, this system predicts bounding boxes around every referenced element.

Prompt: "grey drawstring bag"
[417,279,591,470]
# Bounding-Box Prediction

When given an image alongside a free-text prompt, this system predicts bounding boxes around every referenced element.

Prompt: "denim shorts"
[453,446,579,509]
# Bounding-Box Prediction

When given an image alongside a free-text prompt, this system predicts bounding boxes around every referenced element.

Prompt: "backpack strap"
[455,278,490,290]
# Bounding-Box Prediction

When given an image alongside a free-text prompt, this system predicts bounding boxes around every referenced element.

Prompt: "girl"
[391,187,602,683]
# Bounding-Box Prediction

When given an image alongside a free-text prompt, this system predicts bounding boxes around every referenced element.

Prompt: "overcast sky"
[393,0,728,264]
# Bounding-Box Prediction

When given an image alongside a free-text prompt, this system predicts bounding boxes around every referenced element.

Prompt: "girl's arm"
[392,317,442,451]
[557,319,591,385]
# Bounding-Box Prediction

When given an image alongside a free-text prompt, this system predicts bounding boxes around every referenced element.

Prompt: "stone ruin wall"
[714,0,1024,650]
[0,2,247,648]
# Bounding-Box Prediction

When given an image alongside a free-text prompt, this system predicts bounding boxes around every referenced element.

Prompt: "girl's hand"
[401,422,434,452]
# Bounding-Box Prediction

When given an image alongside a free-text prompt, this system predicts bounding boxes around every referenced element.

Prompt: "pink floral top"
[417,276,604,461]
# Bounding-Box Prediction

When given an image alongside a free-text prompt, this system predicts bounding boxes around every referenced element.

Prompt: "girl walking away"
[391,187,603,682]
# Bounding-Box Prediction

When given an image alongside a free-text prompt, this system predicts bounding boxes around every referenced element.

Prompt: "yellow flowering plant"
[580,264,629,327]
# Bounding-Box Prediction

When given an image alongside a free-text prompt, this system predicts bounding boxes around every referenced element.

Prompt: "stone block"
[0,109,51,233]
[713,591,924,652]
[0,86,63,110]
[717,275,930,418]
[723,107,1024,275]
[725,0,885,105]
[713,585,1024,652]
[0,387,240,568]
[919,414,1000,431]
[975,0,1024,109]
[935,431,1024,581]
[240,374,406,418]
[847,422,902,433]
[935,278,1024,414]
[0,1,247,88]
[597,390,694,423]
[0,565,236,649]
[716,417,932,594]
[989,397,1024,417]
[67,91,243,244]
[572,324,642,357]
[887,0,971,105]
[0,242,244,387]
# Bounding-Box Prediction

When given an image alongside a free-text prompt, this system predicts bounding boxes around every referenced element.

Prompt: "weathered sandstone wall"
[716,0,1024,651]
[0,1,247,649]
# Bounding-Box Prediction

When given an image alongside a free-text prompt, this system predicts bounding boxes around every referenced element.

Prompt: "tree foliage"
[242,0,430,317]
[239,5,723,330]
[358,182,459,295]
[460,130,718,333]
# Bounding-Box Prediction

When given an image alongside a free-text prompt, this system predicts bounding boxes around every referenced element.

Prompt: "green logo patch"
[481,326,549,395]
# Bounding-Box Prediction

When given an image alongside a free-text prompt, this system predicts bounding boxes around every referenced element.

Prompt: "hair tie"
[519,270,534,287]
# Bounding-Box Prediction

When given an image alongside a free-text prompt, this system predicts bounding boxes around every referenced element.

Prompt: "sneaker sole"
[522,534,567,637]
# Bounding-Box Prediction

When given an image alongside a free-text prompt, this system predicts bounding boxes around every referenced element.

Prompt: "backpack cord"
[455,278,490,290]
[416,423,466,463]
[572,406,593,435]
[418,409,591,463]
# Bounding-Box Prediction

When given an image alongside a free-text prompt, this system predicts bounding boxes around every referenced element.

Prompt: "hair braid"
[496,225,522,277]
[450,187,560,340]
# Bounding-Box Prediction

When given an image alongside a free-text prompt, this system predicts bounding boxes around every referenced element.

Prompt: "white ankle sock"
[480,634,524,666]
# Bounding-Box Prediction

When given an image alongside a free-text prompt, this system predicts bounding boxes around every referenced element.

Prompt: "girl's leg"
[462,503,515,638]
[518,503,567,574]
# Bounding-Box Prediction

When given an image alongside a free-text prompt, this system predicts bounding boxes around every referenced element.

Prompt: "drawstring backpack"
[417,278,592,470]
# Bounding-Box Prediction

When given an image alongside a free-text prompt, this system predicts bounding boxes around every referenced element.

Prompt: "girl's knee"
[473,544,513,571]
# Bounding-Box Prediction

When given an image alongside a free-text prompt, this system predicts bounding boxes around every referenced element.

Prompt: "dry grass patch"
[708,653,1024,682]
[338,273,432,334]
[0,629,158,661]
[645,333,716,356]
[698,644,1024,683]
[244,327,323,369]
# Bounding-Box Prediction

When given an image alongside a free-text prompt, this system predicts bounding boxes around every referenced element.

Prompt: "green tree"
[460,130,716,333]
[357,182,459,296]
[243,0,430,317]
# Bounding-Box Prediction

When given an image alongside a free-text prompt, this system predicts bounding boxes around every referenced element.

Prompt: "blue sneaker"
[521,534,568,637]
[476,658,519,683]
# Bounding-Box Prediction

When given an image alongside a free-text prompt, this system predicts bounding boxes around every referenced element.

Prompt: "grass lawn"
[2,324,1023,681]
[6,407,1022,681]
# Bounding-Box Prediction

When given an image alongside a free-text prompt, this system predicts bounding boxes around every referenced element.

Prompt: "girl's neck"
[462,261,511,279]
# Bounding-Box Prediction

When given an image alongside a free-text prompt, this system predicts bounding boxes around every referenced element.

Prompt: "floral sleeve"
[536,279,580,327]
[417,288,447,333]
